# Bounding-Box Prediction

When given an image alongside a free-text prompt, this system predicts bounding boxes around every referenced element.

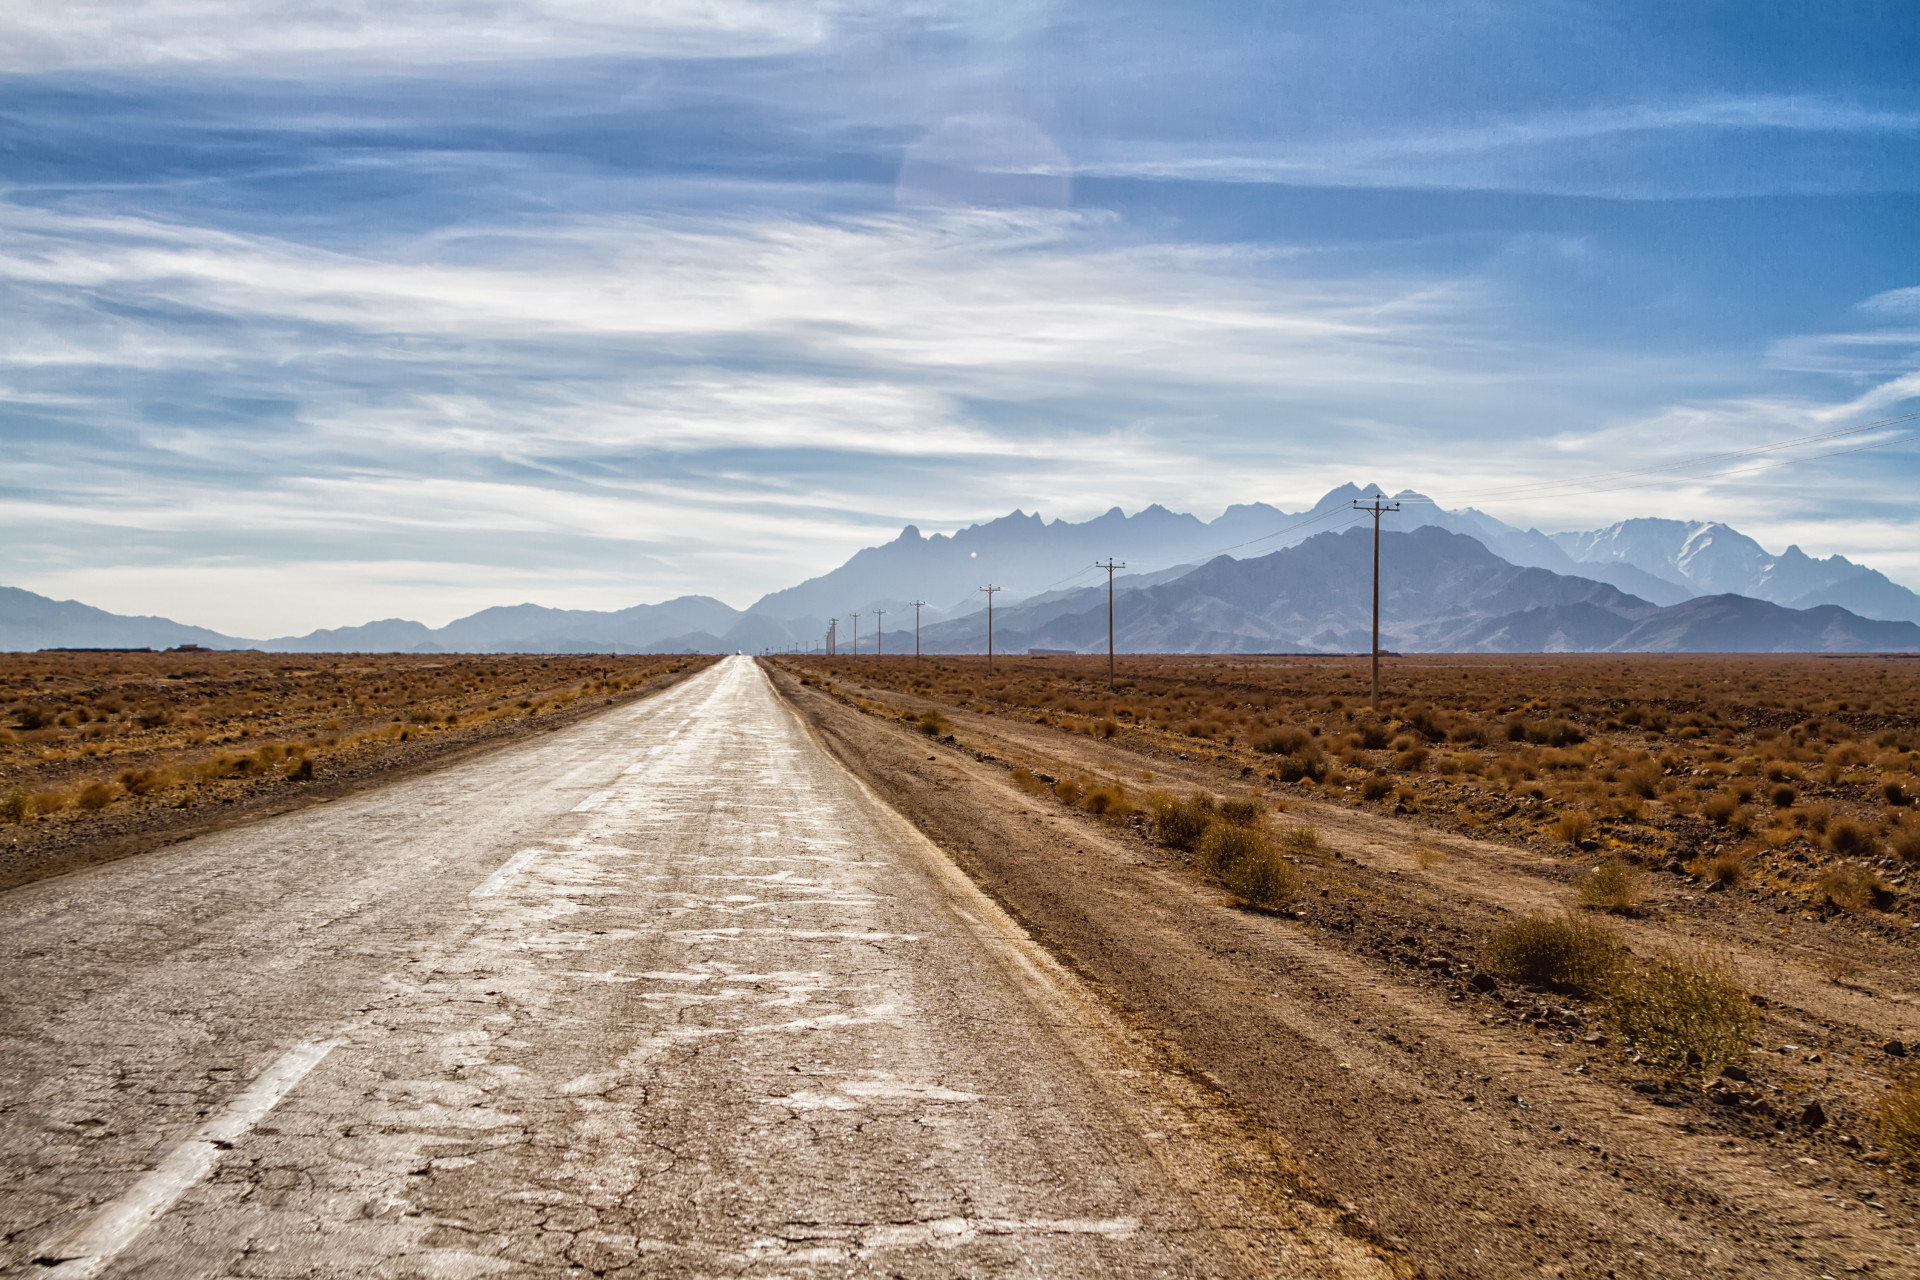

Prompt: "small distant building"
[1026,648,1077,656]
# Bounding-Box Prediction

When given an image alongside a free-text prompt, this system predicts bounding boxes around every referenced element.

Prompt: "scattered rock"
[1469,972,1498,993]
[1801,1100,1827,1129]
[1886,1039,1909,1058]
[1582,1031,1608,1046]
[1719,1064,1750,1082]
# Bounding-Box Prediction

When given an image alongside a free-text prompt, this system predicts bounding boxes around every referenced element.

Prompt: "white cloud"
[0,0,847,72]
[3,192,1917,630]
[1072,95,1920,196]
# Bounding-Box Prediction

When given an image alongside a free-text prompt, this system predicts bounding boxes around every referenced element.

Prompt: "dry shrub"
[1609,792,1645,821]
[1278,825,1328,860]
[1604,949,1758,1073]
[1217,797,1264,826]
[1258,726,1312,756]
[1010,767,1048,797]
[1152,792,1216,850]
[285,757,314,781]
[117,767,177,796]
[1196,821,1266,877]
[30,790,69,816]
[1196,822,1300,908]
[1360,775,1393,802]
[76,781,118,811]
[1702,789,1740,826]
[1799,804,1832,834]
[1273,750,1328,783]
[916,710,949,737]
[1082,780,1132,819]
[1053,777,1085,806]
[1552,810,1593,845]
[1770,783,1797,808]
[1098,718,1119,739]
[1393,746,1429,771]
[1702,847,1748,887]
[1826,817,1875,858]
[1896,827,1920,867]
[0,789,29,823]
[1881,1074,1920,1174]
[1484,912,1622,995]
[1819,863,1890,912]
[1578,858,1642,913]
[1622,766,1660,799]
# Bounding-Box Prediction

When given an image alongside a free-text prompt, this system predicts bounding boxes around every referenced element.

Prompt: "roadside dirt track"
[0,656,1392,1278]
[766,659,1920,1279]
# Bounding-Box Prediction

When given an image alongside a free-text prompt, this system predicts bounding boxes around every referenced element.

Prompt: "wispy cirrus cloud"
[2,0,1918,634]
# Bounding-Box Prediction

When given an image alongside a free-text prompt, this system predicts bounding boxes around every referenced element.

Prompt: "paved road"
[0,657,1367,1278]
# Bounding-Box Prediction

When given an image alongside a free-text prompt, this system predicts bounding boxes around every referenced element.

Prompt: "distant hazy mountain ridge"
[5,486,1919,653]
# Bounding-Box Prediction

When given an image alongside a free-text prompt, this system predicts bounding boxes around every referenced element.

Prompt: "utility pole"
[910,601,926,660]
[1352,494,1400,712]
[979,585,1000,672]
[850,612,860,658]
[873,608,885,659]
[827,618,837,656]
[1095,559,1126,691]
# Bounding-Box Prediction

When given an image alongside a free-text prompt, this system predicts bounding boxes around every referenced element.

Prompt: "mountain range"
[6,486,1920,654]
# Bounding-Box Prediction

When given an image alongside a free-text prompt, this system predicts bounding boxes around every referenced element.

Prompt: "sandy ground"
[767,659,1920,1280]
[0,656,1391,1278]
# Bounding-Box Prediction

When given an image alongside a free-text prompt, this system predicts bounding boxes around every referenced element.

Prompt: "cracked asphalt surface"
[1,656,1384,1278]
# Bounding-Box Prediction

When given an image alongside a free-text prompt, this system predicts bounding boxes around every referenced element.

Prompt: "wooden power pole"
[1352,494,1400,712]
[873,608,884,659]
[1095,559,1125,690]
[979,585,1000,672]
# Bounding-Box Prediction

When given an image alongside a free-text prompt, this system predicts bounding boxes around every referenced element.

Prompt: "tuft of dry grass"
[1819,863,1890,912]
[1702,847,1748,887]
[1010,767,1048,797]
[916,709,950,737]
[1826,817,1875,858]
[0,788,28,823]
[1277,824,1328,860]
[1196,822,1299,908]
[1151,792,1217,850]
[1552,809,1594,845]
[1217,797,1265,826]
[1484,912,1623,995]
[1578,858,1643,913]
[1604,948,1758,1074]
[75,781,119,811]
[1881,1073,1920,1175]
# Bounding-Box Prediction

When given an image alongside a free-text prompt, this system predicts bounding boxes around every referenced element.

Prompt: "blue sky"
[2,1,1918,635]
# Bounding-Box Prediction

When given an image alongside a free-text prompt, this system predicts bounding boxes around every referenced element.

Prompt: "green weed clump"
[1604,949,1759,1073]
[1578,858,1643,914]
[1152,792,1216,851]
[1484,912,1623,995]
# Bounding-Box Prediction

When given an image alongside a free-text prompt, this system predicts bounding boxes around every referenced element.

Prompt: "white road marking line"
[35,1040,341,1277]
[571,790,612,812]
[470,849,541,898]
